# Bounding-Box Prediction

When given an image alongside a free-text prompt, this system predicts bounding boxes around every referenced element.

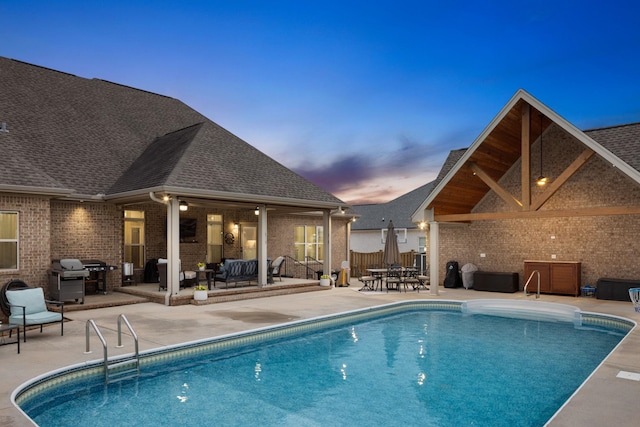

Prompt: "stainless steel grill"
[81,259,117,294]
[50,259,90,303]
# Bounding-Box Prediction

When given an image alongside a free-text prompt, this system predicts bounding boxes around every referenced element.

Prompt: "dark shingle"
[0,57,344,205]
[586,122,640,171]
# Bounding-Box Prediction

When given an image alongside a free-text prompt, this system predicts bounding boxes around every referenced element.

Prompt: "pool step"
[107,357,140,383]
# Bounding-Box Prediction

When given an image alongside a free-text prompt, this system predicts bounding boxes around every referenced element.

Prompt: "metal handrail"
[281,255,320,279]
[85,315,140,383]
[117,314,138,351]
[524,270,541,299]
[85,319,109,381]
[116,314,140,376]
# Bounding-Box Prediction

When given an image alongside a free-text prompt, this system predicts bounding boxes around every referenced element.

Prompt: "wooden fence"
[349,250,418,278]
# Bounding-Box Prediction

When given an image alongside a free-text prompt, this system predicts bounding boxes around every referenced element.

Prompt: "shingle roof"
[0,57,344,206]
[585,122,640,171]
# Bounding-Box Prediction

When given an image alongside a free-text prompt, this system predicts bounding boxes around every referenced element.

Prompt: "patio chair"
[403,268,421,292]
[270,256,285,282]
[157,259,197,291]
[1,279,64,342]
[386,265,403,292]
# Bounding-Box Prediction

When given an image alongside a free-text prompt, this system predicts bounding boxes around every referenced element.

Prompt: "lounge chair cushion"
[6,288,47,315]
[6,288,63,325]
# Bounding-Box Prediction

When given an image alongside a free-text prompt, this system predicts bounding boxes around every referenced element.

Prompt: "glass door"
[240,223,257,260]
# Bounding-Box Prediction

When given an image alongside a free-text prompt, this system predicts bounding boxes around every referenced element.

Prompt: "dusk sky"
[2,1,639,204]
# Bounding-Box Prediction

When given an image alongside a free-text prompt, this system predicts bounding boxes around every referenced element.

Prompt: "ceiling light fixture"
[536,114,549,187]
[179,200,188,211]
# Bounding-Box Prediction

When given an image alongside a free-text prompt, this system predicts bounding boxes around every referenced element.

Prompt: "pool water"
[21,305,628,427]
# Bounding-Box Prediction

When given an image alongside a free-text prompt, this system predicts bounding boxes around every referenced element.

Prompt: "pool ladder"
[524,270,541,299]
[85,314,140,383]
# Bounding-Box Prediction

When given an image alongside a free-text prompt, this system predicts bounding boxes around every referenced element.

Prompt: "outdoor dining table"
[365,267,422,292]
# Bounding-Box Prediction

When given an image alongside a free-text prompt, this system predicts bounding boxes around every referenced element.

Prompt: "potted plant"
[319,274,331,287]
[193,284,208,301]
[197,262,206,271]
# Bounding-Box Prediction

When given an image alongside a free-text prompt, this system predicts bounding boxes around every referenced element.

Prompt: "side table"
[0,324,20,354]
[195,269,215,290]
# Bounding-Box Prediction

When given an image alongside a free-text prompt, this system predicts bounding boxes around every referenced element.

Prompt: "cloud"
[293,134,454,203]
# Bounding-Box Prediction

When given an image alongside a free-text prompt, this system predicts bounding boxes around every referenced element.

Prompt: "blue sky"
[2,0,639,204]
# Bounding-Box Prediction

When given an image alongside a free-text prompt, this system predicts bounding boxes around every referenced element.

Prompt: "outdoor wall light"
[179,200,188,211]
[254,207,260,215]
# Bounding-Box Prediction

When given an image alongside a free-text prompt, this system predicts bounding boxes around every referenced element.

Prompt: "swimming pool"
[14,300,634,426]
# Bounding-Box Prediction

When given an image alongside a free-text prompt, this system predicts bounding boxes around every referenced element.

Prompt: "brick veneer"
[0,195,51,288]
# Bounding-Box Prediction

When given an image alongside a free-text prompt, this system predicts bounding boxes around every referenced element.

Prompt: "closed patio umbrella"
[383,220,401,266]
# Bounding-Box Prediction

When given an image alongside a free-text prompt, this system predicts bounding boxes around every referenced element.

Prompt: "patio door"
[240,223,257,260]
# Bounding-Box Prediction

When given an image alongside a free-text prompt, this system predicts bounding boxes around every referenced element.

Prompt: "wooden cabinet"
[524,261,581,296]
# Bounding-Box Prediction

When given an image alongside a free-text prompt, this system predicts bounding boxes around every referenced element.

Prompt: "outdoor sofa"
[214,258,272,288]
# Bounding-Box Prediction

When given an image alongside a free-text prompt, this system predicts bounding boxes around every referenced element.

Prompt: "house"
[350,149,465,257]
[411,89,640,295]
[0,57,351,303]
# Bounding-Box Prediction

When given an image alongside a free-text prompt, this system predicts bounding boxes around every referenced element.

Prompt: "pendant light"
[536,114,549,187]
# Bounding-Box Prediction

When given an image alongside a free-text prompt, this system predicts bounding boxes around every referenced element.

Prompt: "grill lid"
[57,258,85,271]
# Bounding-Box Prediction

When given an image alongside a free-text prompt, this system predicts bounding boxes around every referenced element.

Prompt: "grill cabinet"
[50,259,89,303]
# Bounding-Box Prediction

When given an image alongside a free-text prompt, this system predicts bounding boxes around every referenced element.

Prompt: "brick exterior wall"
[0,194,51,287]
[50,201,123,294]
[432,125,640,288]
[266,213,349,269]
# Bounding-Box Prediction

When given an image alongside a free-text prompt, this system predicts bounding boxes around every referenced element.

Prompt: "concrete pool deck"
[1,285,639,426]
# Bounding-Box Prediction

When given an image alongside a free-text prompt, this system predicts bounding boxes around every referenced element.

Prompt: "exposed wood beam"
[434,204,640,222]
[521,103,531,210]
[531,147,596,210]
[468,162,522,210]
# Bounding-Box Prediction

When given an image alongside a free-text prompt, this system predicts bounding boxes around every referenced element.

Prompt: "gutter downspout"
[149,192,173,306]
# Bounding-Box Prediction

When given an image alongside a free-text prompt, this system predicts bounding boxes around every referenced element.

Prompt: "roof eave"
[0,184,75,198]
[105,186,350,210]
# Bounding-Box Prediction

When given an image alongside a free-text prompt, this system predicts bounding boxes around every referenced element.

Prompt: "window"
[207,214,223,264]
[294,225,323,261]
[0,212,18,270]
[124,210,145,269]
[381,228,407,244]
[418,236,426,253]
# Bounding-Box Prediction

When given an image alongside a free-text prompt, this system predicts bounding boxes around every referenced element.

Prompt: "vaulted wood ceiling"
[428,99,548,217]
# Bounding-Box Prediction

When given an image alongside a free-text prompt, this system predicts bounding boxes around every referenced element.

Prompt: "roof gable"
[109,123,204,194]
[411,89,640,223]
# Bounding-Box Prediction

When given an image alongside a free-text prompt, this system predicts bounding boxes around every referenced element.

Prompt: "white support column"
[428,209,439,295]
[167,198,181,300]
[346,218,352,283]
[257,205,268,287]
[323,210,332,282]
